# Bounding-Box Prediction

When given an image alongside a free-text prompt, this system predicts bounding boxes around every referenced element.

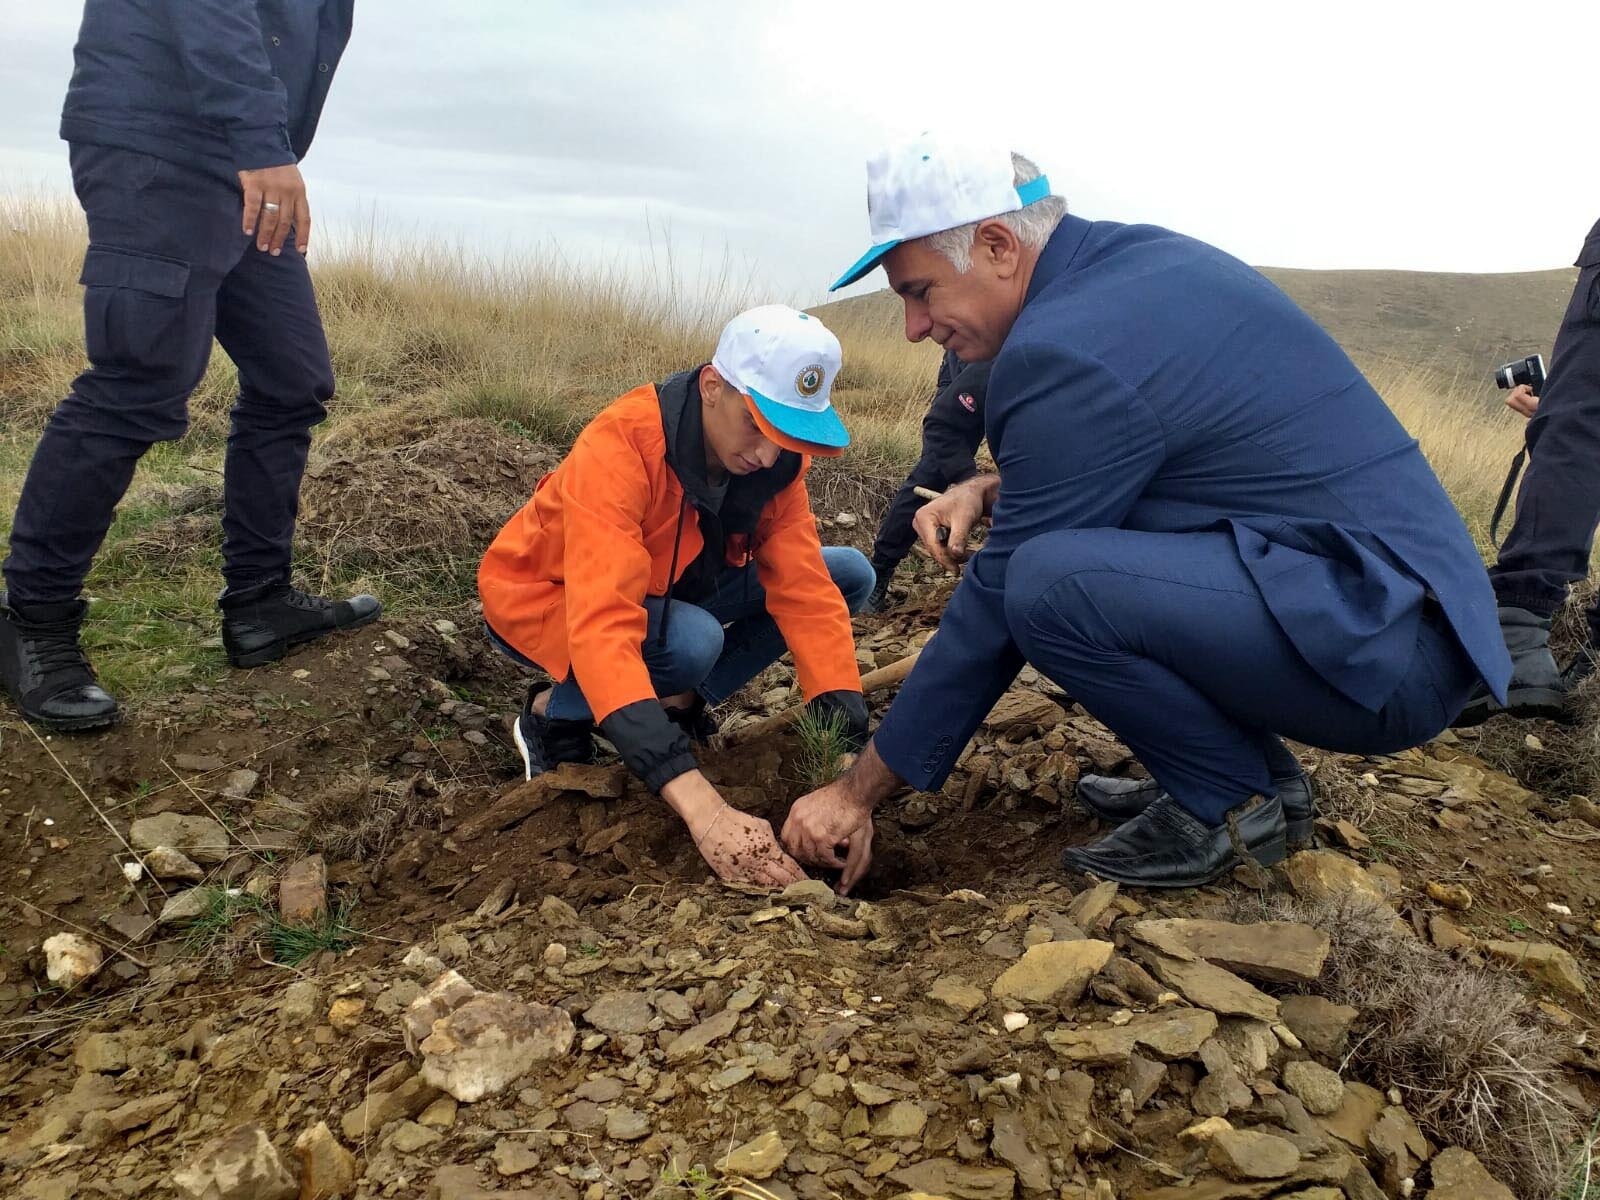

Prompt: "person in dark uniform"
[866,350,990,611]
[1455,218,1600,725]
[0,1,377,733]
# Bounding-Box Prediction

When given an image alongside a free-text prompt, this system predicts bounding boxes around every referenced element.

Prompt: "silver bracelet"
[695,803,731,848]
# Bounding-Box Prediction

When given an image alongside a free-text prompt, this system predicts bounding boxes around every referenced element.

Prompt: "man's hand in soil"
[783,740,900,895]
[238,163,312,256]
[660,769,806,888]
[914,473,998,573]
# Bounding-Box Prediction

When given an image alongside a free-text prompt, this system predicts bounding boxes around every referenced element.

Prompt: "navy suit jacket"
[874,214,1511,792]
[61,0,355,181]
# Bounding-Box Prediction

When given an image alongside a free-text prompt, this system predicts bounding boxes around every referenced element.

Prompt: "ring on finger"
[262,201,281,212]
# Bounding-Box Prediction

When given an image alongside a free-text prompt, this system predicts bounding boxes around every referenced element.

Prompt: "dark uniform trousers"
[1490,218,1600,643]
[2,144,334,605]
[869,354,990,569]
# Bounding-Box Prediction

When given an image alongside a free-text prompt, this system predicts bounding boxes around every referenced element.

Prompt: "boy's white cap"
[711,304,848,456]
[829,131,1051,291]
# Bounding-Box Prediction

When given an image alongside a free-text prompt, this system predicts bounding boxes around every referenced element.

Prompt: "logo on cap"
[796,365,826,398]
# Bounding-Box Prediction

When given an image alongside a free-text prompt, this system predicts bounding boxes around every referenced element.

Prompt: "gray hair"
[922,153,1067,273]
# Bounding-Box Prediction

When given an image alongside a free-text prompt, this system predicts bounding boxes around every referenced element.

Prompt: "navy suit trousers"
[1490,251,1600,642]
[3,144,333,605]
[1002,528,1478,824]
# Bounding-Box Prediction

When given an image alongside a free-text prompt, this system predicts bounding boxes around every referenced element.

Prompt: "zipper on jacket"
[656,493,689,648]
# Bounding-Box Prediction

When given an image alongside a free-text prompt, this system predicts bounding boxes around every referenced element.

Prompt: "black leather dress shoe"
[1061,793,1287,888]
[1077,770,1316,848]
[220,583,382,668]
[0,591,119,731]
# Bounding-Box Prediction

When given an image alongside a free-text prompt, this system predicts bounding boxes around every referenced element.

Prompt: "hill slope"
[819,264,1577,393]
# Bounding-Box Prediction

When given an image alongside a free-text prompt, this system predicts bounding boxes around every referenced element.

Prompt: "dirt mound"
[296,410,559,584]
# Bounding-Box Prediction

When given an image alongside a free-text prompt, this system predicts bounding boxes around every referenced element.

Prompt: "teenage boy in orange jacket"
[480,306,873,887]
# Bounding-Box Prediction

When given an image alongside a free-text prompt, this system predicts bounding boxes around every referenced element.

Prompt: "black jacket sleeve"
[165,0,295,171]
[807,690,870,753]
[600,699,698,793]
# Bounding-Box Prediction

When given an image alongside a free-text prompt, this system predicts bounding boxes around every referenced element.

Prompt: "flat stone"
[779,879,837,909]
[1317,1081,1386,1151]
[889,1159,1017,1200]
[1207,1128,1300,1180]
[341,1072,440,1141]
[278,979,321,1026]
[850,1080,898,1106]
[664,1007,740,1064]
[1125,1053,1166,1108]
[1064,879,1120,930]
[174,753,226,773]
[75,1032,130,1074]
[294,1121,357,1200]
[105,1090,181,1132]
[989,1110,1050,1192]
[390,1120,440,1153]
[43,933,102,989]
[1283,851,1397,915]
[420,993,575,1102]
[1283,1060,1345,1116]
[131,813,230,864]
[1131,945,1280,1022]
[572,1077,624,1103]
[171,1123,295,1200]
[144,845,205,881]
[871,1100,927,1139]
[929,975,986,1018]
[1429,914,1475,952]
[492,1138,542,1176]
[583,991,654,1035]
[984,690,1066,732]
[605,1106,650,1141]
[1480,939,1587,997]
[158,887,215,926]
[278,855,328,924]
[716,1130,787,1180]
[990,939,1114,1004]
[563,1100,605,1132]
[1426,1147,1515,1200]
[1279,995,1359,1058]
[1130,918,1330,984]
[1045,1007,1218,1065]
[417,1098,458,1129]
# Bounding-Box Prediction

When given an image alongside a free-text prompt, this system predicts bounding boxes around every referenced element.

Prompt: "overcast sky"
[2,1,1596,305]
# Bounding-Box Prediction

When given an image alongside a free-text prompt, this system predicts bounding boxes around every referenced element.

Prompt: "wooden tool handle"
[718,650,922,748]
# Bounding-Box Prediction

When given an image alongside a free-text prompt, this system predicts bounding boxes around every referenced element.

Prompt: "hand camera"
[1494,354,1547,396]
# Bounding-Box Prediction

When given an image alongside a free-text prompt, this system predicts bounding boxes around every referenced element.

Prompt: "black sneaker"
[864,559,898,614]
[0,591,119,731]
[1077,770,1316,848]
[220,583,382,668]
[1453,606,1566,726]
[1061,793,1287,889]
[512,684,596,781]
[664,693,719,745]
[1563,644,1597,694]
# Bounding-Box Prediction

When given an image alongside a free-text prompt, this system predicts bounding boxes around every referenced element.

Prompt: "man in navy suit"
[782,133,1510,891]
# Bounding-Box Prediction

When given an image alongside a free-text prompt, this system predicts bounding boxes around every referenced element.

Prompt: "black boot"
[1061,793,1287,888]
[219,582,382,668]
[0,591,119,731]
[1453,605,1565,726]
[512,684,596,781]
[865,558,898,614]
[1077,770,1316,847]
[1564,643,1597,694]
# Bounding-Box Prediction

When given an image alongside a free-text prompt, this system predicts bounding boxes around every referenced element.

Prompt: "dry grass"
[302,770,443,862]
[1264,892,1581,1198]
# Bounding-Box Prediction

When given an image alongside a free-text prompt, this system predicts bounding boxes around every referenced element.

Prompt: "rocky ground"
[3,552,1600,1200]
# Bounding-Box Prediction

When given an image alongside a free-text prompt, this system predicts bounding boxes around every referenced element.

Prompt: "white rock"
[44,933,103,989]
[1002,1012,1030,1032]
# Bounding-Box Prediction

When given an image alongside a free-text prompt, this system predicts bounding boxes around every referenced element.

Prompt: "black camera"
[1494,353,1546,396]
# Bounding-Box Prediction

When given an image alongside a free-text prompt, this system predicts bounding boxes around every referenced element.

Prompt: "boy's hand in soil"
[661,770,806,888]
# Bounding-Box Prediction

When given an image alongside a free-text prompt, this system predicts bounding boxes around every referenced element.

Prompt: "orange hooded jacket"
[479,375,862,780]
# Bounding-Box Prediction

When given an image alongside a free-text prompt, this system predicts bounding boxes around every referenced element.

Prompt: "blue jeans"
[1002,528,1478,825]
[495,546,874,721]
